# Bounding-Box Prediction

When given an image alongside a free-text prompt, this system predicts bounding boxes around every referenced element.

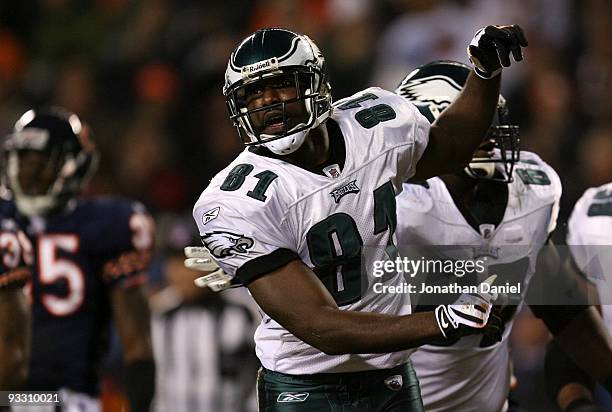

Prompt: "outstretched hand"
[468,25,528,79]
[184,246,233,292]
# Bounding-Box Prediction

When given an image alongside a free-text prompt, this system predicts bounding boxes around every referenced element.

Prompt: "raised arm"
[414,25,528,180]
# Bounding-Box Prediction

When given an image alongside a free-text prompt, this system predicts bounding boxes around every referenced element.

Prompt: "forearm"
[554,306,612,383]
[558,385,595,411]
[112,287,154,361]
[432,71,501,171]
[0,289,29,389]
[111,287,155,412]
[295,308,441,355]
[124,360,155,412]
[546,339,597,411]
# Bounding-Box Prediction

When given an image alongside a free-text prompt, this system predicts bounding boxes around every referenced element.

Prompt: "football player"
[3,108,155,411]
[545,182,612,412]
[394,61,612,412]
[0,195,31,389]
[187,26,527,410]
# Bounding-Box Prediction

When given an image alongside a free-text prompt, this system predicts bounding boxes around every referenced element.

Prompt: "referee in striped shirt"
[150,217,259,412]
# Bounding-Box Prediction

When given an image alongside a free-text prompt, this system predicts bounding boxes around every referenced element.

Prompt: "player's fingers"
[477,275,498,302]
[509,31,524,62]
[185,247,211,258]
[474,303,488,314]
[185,257,218,271]
[484,314,504,341]
[486,27,517,66]
[513,25,528,47]
[451,307,486,326]
[194,269,231,291]
[493,39,511,67]
[184,246,210,258]
[511,45,523,63]
[194,276,211,288]
[484,25,505,39]
[483,275,497,286]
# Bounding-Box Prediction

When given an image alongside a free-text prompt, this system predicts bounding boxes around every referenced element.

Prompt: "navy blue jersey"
[0,197,32,288]
[21,197,154,395]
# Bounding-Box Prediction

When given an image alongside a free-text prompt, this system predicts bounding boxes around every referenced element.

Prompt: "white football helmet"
[223,28,332,155]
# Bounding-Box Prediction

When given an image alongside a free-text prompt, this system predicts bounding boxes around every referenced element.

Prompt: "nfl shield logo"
[323,163,341,179]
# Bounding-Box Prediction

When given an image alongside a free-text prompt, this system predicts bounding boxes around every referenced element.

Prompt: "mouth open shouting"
[262,110,287,135]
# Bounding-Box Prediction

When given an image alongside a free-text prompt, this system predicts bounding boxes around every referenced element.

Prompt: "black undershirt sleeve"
[236,248,300,285]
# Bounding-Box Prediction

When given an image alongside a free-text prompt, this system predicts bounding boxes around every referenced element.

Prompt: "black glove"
[479,305,506,347]
[468,25,528,79]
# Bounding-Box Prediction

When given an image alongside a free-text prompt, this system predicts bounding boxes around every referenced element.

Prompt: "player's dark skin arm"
[111,285,155,412]
[530,242,612,384]
[554,307,612,382]
[557,384,596,412]
[0,288,30,389]
[248,260,442,355]
[549,258,610,410]
[111,286,153,362]
[413,72,501,180]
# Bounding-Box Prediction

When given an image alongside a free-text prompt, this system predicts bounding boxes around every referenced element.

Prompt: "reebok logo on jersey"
[201,231,254,259]
[201,207,220,225]
[330,180,360,203]
[384,375,403,391]
[277,392,309,403]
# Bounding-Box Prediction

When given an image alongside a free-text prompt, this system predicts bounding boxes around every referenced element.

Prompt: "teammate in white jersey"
[394,61,612,412]
[545,183,612,412]
[187,27,528,410]
[567,183,612,330]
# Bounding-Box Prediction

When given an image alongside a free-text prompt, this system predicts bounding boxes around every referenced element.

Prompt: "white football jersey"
[396,151,561,412]
[193,87,430,374]
[567,182,612,332]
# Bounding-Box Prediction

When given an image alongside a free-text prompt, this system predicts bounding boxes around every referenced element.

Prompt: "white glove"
[435,275,498,338]
[184,246,233,292]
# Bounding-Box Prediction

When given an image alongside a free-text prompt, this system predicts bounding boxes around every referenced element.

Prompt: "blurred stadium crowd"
[0,0,610,410]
